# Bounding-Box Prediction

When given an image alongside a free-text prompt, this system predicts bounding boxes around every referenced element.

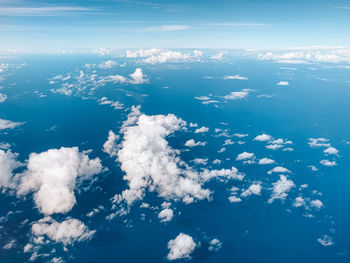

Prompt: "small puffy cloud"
[223,75,248,80]
[267,166,291,174]
[233,133,248,138]
[129,68,149,84]
[241,183,261,197]
[293,196,306,207]
[254,134,272,141]
[158,208,174,222]
[192,158,208,165]
[103,130,119,157]
[0,118,23,130]
[98,97,124,110]
[208,238,222,251]
[185,139,207,147]
[265,144,283,150]
[320,159,337,166]
[31,217,95,245]
[317,235,334,246]
[195,126,209,133]
[0,93,7,103]
[308,138,330,148]
[323,147,338,155]
[310,199,323,209]
[277,81,289,86]
[194,96,211,101]
[3,239,16,249]
[17,147,103,215]
[98,60,117,69]
[236,152,254,161]
[228,196,242,203]
[258,158,275,165]
[167,233,196,260]
[269,175,295,202]
[211,51,227,60]
[308,165,318,171]
[223,90,249,100]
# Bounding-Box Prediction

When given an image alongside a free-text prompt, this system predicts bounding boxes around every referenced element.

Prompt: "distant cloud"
[223,90,250,100]
[320,159,337,166]
[223,75,248,80]
[277,81,289,86]
[0,6,92,16]
[146,25,190,31]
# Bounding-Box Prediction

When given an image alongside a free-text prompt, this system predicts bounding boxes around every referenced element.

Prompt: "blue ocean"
[1,52,350,263]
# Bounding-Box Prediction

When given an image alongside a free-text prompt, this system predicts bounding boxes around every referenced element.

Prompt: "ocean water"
[1,54,350,262]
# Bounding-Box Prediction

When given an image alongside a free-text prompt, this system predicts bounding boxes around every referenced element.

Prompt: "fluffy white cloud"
[320,159,337,166]
[210,51,227,60]
[195,126,209,133]
[258,158,275,165]
[31,217,95,245]
[293,196,306,207]
[0,93,7,103]
[0,150,20,188]
[317,235,334,246]
[114,106,243,206]
[185,139,207,147]
[140,50,202,64]
[103,130,119,157]
[268,175,295,202]
[17,147,103,215]
[208,238,222,251]
[158,208,174,222]
[241,183,261,197]
[223,75,248,80]
[167,233,196,260]
[310,199,323,209]
[129,68,149,84]
[308,138,330,148]
[98,60,117,69]
[236,152,254,161]
[254,134,272,141]
[323,147,338,155]
[267,166,291,174]
[223,90,249,100]
[98,97,124,110]
[126,48,160,58]
[277,81,289,86]
[228,196,242,203]
[0,118,23,130]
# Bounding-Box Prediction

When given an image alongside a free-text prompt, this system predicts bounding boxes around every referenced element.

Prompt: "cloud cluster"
[31,216,95,246]
[126,49,202,64]
[112,106,243,206]
[257,47,350,64]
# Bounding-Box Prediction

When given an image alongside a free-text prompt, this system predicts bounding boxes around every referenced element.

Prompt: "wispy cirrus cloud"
[146,25,190,32]
[0,6,93,16]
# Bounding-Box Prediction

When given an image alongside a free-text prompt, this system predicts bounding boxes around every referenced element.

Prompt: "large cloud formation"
[17,147,103,215]
[112,106,243,206]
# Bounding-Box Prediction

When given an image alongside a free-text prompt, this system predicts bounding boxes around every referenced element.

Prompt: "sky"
[1,0,350,51]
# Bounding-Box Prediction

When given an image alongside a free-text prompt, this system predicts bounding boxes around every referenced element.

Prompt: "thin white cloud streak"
[0,6,92,16]
[146,25,191,32]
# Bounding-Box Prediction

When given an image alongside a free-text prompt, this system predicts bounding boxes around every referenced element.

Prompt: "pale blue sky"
[1,0,350,51]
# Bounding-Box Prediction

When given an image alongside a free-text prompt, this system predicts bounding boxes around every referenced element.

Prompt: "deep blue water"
[1,54,350,262]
